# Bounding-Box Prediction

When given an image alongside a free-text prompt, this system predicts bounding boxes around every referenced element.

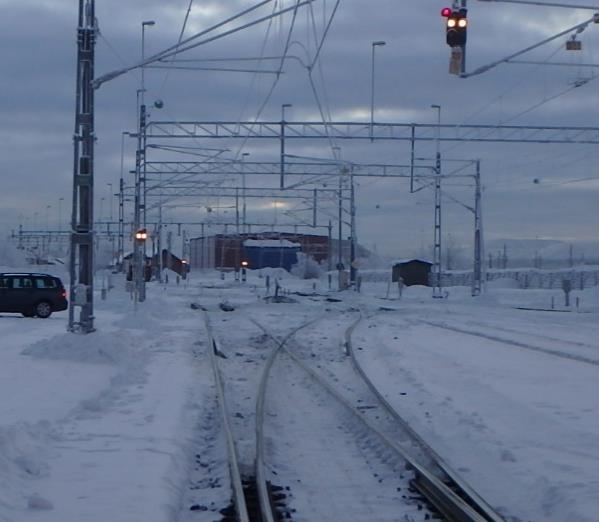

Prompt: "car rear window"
[35,277,58,289]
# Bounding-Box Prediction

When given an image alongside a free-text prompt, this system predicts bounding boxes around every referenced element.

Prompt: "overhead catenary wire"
[157,0,195,95]
[233,1,279,140]
[93,0,311,88]
[230,0,304,161]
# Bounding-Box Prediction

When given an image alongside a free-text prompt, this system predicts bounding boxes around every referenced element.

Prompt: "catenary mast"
[69,0,96,333]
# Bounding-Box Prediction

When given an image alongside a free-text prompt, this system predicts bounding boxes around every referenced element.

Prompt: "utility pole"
[472,159,483,296]
[133,20,154,302]
[241,152,249,233]
[349,166,357,285]
[431,105,443,298]
[328,220,333,272]
[461,0,467,74]
[69,0,96,333]
[118,131,129,272]
[337,169,344,280]
[235,188,240,234]
[133,95,146,303]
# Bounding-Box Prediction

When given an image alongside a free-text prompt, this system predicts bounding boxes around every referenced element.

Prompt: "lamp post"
[281,103,292,189]
[431,104,443,298]
[141,20,155,107]
[370,41,386,141]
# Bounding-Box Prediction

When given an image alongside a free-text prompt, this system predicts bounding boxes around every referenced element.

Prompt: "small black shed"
[392,259,433,286]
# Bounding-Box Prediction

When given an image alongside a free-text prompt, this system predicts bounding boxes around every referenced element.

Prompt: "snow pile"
[291,252,323,279]
[0,242,29,269]
[22,330,143,366]
[0,422,56,517]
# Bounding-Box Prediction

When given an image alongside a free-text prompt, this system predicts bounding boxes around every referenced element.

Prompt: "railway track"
[202,308,505,521]
[418,319,599,367]
[203,311,317,522]
[254,316,504,522]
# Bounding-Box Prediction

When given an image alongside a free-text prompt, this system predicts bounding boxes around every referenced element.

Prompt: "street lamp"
[431,104,443,298]
[370,40,386,141]
[281,103,292,189]
[141,20,155,106]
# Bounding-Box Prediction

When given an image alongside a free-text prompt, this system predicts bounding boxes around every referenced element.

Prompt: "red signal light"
[441,7,452,17]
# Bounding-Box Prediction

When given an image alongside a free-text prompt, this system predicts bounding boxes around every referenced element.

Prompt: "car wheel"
[34,301,53,319]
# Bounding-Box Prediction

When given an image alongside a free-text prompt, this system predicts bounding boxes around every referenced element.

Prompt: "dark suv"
[0,273,68,318]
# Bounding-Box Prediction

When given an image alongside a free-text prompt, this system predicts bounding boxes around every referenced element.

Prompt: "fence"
[357,267,599,290]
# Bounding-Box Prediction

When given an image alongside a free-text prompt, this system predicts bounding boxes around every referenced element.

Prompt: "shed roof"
[391,258,433,266]
[243,239,301,248]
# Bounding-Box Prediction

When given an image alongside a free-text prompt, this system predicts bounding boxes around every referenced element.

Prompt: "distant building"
[189,232,330,270]
[391,259,433,287]
[243,239,301,271]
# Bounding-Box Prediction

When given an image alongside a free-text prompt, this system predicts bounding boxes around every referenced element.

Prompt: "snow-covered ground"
[1,266,598,521]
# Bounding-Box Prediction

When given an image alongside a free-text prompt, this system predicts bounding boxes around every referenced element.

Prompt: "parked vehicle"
[0,273,68,318]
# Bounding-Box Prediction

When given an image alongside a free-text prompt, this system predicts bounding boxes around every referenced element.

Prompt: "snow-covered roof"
[243,239,301,248]
[390,258,433,266]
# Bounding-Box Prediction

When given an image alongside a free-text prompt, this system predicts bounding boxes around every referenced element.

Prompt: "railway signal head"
[443,7,468,47]
[135,228,148,242]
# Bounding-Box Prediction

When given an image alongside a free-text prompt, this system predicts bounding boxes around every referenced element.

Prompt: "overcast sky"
[2,0,599,259]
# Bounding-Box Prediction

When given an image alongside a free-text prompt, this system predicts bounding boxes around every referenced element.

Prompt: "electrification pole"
[134,95,147,303]
[338,180,343,278]
[69,0,96,333]
[118,131,129,271]
[472,159,483,296]
[349,166,357,285]
[431,105,443,298]
[241,152,249,233]
[281,103,291,189]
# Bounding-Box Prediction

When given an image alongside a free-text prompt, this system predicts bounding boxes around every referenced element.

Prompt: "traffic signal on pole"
[442,7,467,47]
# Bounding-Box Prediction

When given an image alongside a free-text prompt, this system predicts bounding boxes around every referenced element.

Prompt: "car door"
[0,277,10,312]
[8,276,34,312]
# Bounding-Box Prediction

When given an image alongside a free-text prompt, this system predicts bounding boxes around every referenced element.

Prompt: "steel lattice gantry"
[143,161,431,179]
[145,121,599,144]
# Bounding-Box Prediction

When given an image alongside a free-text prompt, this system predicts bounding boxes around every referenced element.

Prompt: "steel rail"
[420,319,599,367]
[345,316,504,522]
[202,311,250,522]
[252,317,319,522]
[255,320,493,522]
